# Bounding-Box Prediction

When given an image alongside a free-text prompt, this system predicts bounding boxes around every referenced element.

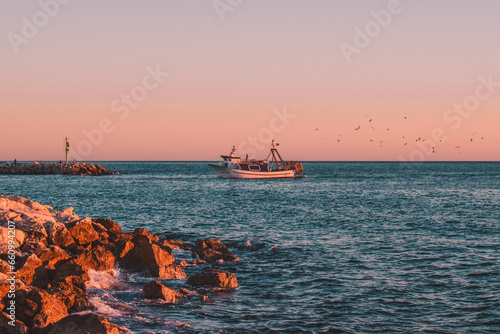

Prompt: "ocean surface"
[1,162,499,333]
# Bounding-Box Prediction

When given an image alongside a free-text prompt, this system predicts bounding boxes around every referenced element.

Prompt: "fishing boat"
[208,140,304,179]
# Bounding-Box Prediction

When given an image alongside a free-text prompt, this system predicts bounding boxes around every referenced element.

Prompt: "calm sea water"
[1,162,499,333]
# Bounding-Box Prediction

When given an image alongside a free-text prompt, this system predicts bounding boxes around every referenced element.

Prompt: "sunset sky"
[1,0,499,161]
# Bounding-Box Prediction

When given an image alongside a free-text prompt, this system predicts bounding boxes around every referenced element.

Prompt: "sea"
[1,162,499,333]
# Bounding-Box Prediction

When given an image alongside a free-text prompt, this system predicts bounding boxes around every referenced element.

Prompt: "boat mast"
[270,140,286,170]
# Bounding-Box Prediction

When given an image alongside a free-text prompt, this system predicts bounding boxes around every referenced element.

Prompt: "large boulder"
[119,234,184,278]
[74,245,116,272]
[193,238,239,263]
[187,269,238,289]
[40,313,122,334]
[68,218,99,245]
[143,280,186,303]
[0,226,25,248]
[11,287,68,330]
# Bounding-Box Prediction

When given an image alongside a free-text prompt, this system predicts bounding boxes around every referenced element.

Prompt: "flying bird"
[355,126,361,131]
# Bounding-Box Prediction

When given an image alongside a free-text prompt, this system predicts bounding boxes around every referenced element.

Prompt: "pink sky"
[1,0,499,161]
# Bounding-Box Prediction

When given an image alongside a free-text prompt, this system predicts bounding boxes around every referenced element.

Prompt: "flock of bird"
[315,115,484,155]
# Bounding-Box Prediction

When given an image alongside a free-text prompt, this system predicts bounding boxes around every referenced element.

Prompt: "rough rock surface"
[187,269,239,289]
[143,280,186,303]
[193,238,239,263]
[40,313,122,334]
[0,195,240,333]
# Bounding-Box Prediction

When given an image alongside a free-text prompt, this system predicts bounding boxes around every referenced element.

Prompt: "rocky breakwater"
[0,195,239,333]
[0,162,119,176]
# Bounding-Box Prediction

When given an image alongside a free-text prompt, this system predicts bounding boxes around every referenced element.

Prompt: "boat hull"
[208,164,296,179]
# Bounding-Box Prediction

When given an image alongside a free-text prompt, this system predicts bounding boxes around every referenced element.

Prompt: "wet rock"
[74,245,116,272]
[187,269,238,289]
[40,313,123,334]
[13,287,68,330]
[0,311,28,334]
[133,228,159,243]
[119,234,178,278]
[160,263,186,279]
[68,218,99,245]
[193,238,239,263]
[0,226,25,248]
[143,280,186,303]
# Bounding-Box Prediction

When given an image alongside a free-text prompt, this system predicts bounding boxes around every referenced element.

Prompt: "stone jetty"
[0,195,239,333]
[0,161,119,176]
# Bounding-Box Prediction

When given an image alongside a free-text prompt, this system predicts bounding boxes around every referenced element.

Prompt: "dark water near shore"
[1,162,499,333]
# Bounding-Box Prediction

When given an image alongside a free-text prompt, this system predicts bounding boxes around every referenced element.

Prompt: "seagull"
[370,140,374,142]
[316,128,319,131]
[470,139,473,142]
[355,126,361,131]
[369,119,373,123]
[387,128,390,131]
[371,126,375,130]
[404,142,407,145]
[404,116,407,119]
[455,146,461,149]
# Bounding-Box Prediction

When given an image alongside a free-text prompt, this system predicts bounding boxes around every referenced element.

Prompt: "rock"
[54,207,80,223]
[38,246,71,270]
[187,270,238,289]
[68,218,99,245]
[119,234,178,278]
[16,254,50,288]
[143,280,186,303]
[19,231,48,254]
[51,259,90,284]
[92,218,122,236]
[0,311,28,334]
[74,245,116,272]
[133,228,159,243]
[160,263,186,279]
[39,313,123,334]
[0,259,10,274]
[45,222,75,248]
[0,226,25,248]
[192,238,239,263]
[12,287,68,330]
[47,280,93,313]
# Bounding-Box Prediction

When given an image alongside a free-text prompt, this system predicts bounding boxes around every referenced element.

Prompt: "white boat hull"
[208,164,296,179]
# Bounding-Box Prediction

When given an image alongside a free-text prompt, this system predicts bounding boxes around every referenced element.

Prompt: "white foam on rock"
[86,268,127,291]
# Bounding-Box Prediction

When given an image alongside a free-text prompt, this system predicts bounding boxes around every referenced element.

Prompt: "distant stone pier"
[0,161,119,175]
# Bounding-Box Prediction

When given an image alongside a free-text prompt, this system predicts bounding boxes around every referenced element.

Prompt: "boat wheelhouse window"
[249,165,260,171]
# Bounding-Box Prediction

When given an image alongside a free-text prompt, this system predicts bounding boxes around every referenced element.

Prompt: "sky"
[1,0,499,161]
